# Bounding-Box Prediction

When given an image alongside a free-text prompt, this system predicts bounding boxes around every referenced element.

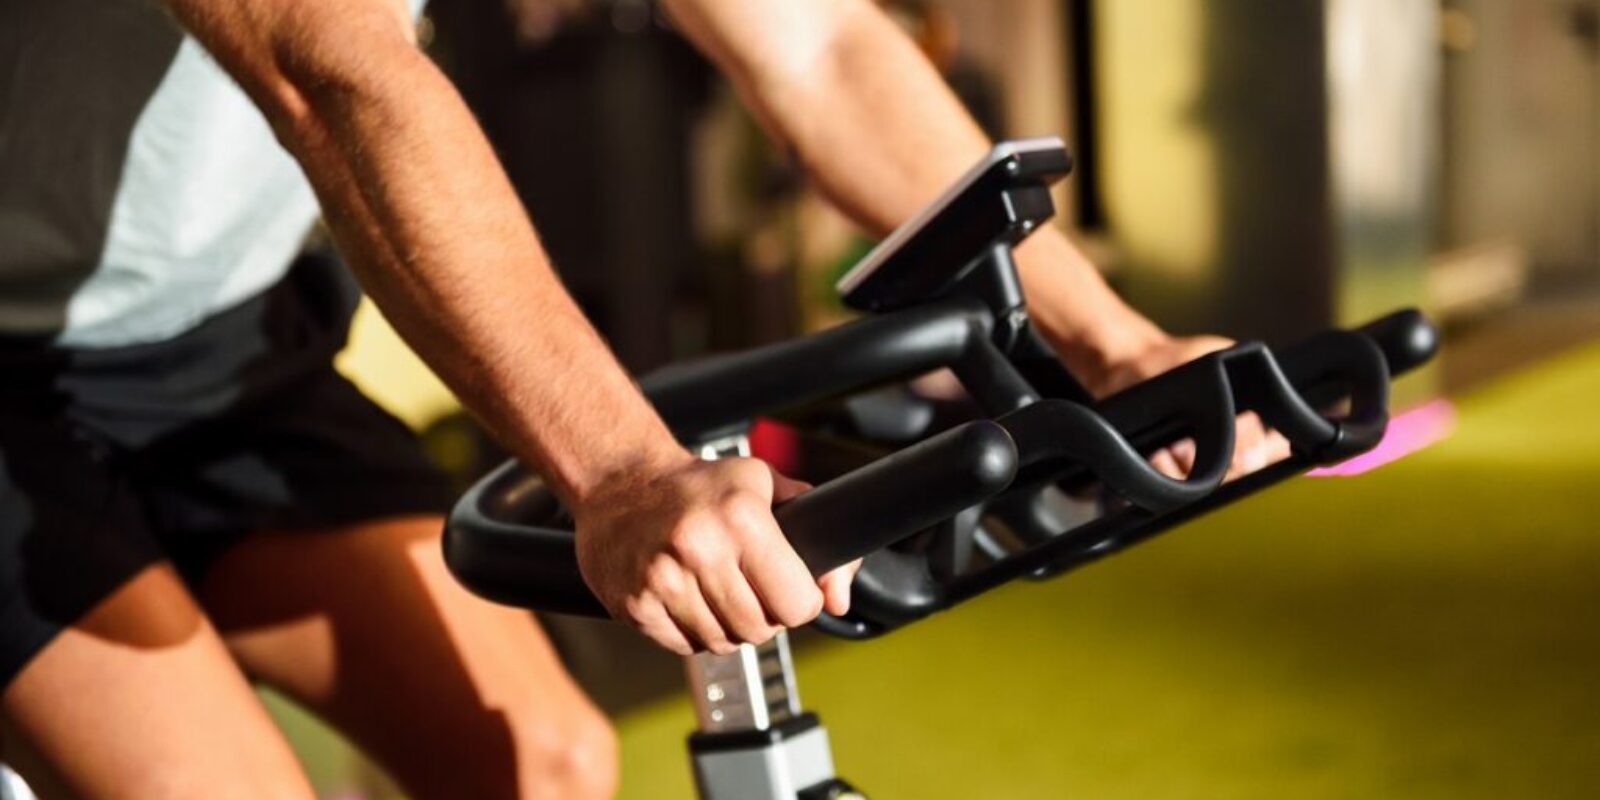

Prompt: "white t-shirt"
[0,0,423,348]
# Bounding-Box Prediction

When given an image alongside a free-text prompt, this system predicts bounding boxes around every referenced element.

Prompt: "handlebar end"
[1358,308,1439,377]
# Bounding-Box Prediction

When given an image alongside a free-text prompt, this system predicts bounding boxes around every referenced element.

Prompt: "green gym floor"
[611,343,1600,798]
[272,341,1600,798]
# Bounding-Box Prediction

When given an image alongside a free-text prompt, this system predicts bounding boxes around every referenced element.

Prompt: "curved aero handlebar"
[811,310,1434,638]
[443,307,1438,624]
[442,139,1440,634]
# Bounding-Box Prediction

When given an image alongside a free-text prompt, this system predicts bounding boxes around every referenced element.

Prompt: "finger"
[740,531,825,629]
[671,502,779,644]
[1169,438,1197,475]
[1150,448,1186,480]
[817,559,861,616]
[660,571,739,655]
[1263,429,1292,464]
[628,593,697,656]
[697,557,781,645]
[722,484,825,628]
[1228,411,1269,480]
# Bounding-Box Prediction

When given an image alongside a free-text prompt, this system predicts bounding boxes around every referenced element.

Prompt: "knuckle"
[728,457,769,482]
[643,555,683,597]
[666,513,703,548]
[729,609,776,645]
[803,587,826,619]
[744,625,780,646]
[668,524,715,567]
[778,587,825,627]
[620,594,652,624]
[673,509,738,555]
[717,490,765,527]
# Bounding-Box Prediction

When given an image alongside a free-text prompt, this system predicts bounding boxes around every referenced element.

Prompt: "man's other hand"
[1086,334,1293,481]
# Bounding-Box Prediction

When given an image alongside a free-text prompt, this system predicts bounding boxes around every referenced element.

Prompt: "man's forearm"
[295,56,689,502]
[169,1,686,504]
[769,8,1165,380]
[669,0,1166,389]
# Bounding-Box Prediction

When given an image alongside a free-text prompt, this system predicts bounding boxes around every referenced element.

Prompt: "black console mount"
[837,137,1071,349]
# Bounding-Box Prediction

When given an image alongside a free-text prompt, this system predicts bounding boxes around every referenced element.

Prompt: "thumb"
[765,462,813,503]
[817,559,862,616]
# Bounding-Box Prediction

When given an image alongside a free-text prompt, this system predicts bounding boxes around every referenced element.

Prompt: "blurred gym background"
[277,0,1600,796]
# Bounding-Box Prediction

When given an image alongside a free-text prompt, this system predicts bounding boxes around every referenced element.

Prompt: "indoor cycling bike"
[443,138,1439,799]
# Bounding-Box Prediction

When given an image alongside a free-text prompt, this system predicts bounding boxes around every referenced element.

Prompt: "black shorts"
[0,255,454,687]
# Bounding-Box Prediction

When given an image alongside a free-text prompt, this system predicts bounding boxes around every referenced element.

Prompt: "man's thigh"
[198,515,617,800]
[2,563,314,800]
[0,400,313,799]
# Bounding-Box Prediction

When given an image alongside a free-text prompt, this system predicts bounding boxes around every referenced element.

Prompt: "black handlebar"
[440,140,1440,636]
[779,421,1017,573]
[443,309,1432,623]
[805,309,1433,638]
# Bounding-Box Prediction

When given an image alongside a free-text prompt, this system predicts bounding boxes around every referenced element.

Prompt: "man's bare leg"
[1,563,314,799]
[200,516,617,800]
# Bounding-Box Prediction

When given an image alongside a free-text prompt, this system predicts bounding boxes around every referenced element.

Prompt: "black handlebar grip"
[779,419,1019,574]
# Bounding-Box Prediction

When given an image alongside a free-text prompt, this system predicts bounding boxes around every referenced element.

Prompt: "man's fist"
[571,456,857,656]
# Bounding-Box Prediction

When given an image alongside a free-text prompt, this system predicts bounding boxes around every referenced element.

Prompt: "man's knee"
[508,704,619,800]
[403,693,617,800]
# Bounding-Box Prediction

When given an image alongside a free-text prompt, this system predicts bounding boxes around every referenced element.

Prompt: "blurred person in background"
[0,0,1283,797]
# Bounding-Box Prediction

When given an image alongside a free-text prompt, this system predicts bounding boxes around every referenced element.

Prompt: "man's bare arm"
[664,0,1285,474]
[160,0,835,652]
[164,0,677,498]
[661,0,1167,386]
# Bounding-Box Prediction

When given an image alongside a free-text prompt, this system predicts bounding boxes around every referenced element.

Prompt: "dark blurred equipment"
[441,141,1436,799]
[1440,0,1600,290]
[1429,0,1600,386]
[1428,0,1600,390]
